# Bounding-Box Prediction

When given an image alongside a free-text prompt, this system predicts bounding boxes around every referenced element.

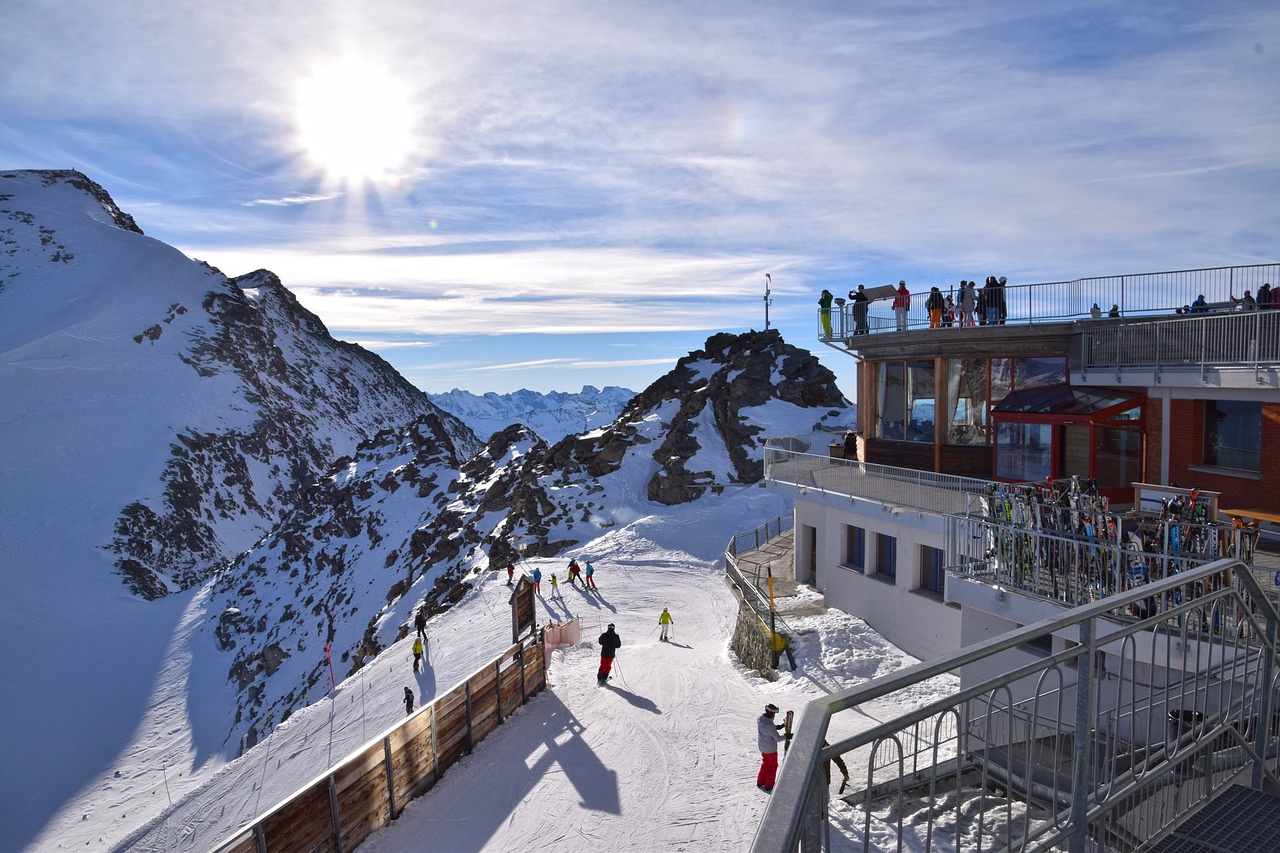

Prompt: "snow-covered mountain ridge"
[1,169,476,601]
[0,169,855,850]
[428,385,636,443]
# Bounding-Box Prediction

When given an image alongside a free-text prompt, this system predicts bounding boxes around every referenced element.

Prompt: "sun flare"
[294,58,418,183]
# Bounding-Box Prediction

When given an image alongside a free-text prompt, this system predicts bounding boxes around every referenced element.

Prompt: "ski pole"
[613,659,627,687]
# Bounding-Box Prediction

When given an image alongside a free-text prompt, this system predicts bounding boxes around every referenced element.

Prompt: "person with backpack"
[412,637,425,673]
[926,287,945,328]
[597,623,622,685]
[756,703,786,792]
[658,607,674,641]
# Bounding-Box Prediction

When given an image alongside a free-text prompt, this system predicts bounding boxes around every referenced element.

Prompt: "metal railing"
[1077,309,1280,381]
[725,514,799,660]
[729,513,795,557]
[821,263,1280,341]
[948,512,1251,608]
[751,557,1280,852]
[764,434,989,516]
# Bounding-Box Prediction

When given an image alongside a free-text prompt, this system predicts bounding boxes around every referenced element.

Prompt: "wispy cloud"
[243,192,343,207]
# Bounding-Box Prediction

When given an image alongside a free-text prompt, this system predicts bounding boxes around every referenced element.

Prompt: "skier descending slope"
[597,623,622,685]
[658,607,674,641]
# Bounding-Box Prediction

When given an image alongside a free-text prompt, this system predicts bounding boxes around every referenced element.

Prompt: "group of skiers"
[526,558,599,597]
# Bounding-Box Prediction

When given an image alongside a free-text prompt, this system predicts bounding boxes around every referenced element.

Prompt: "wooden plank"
[213,831,258,853]
[336,774,392,852]
[389,726,435,799]
[332,743,385,794]
[260,781,334,852]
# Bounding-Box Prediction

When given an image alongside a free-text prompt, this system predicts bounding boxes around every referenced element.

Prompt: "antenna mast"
[764,273,772,330]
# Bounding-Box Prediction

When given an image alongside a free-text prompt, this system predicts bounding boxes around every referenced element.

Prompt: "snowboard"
[784,709,794,753]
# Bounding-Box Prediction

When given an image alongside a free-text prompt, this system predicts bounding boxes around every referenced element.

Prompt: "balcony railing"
[764,434,989,516]
[1077,309,1280,381]
[820,262,1280,341]
[752,557,1280,852]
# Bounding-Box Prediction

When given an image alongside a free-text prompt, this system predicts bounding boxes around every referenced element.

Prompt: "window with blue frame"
[844,525,865,571]
[875,533,897,580]
[920,545,945,595]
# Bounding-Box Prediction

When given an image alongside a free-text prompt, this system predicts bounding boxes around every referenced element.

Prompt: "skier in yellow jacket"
[658,607,674,642]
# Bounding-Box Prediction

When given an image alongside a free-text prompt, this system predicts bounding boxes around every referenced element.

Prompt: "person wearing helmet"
[597,623,622,685]
[658,607,674,641]
[757,703,786,792]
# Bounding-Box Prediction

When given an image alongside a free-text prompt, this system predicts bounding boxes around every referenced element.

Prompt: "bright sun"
[294,58,418,182]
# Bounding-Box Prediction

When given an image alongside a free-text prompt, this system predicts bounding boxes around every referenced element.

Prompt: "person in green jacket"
[818,289,833,338]
[659,607,674,642]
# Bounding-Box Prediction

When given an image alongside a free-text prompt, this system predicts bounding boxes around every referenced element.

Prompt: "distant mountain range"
[428,385,636,444]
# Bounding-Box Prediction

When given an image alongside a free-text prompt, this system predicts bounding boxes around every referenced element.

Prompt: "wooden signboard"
[509,576,536,643]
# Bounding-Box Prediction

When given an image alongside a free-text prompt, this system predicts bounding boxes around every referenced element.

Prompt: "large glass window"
[907,361,936,442]
[990,358,1013,406]
[996,422,1053,481]
[946,358,989,445]
[1015,357,1067,390]
[1203,401,1261,472]
[877,362,906,440]
[1095,427,1143,489]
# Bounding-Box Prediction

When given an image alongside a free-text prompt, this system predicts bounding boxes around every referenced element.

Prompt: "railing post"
[495,659,504,724]
[328,774,344,853]
[1069,616,1096,853]
[1252,609,1278,788]
[383,736,398,819]
[799,766,825,853]
[465,682,474,753]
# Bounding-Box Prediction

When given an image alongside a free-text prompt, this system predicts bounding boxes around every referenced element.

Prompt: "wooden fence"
[212,637,546,853]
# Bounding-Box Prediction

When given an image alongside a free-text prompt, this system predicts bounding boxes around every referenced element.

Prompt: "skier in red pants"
[597,623,622,685]
[757,703,785,792]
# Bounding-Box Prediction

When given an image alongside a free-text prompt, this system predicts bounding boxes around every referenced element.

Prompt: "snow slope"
[94,484,952,853]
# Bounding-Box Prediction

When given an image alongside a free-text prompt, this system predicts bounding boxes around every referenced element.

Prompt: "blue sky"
[3,1,1278,397]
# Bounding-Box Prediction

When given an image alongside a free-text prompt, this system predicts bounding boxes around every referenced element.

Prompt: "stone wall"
[730,596,780,680]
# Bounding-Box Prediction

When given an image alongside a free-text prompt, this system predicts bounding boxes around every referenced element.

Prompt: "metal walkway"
[1150,784,1280,852]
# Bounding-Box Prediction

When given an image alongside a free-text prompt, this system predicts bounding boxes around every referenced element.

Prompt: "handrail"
[1077,309,1280,379]
[821,262,1280,340]
[752,557,1280,852]
[764,434,988,516]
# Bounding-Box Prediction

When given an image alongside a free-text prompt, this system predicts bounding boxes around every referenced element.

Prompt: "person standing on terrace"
[818,288,834,337]
[1190,294,1209,313]
[959,280,976,327]
[926,286,945,328]
[1258,283,1273,309]
[849,285,870,335]
[893,281,910,331]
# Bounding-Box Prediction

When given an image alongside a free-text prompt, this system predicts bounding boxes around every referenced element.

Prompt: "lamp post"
[764,273,772,330]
